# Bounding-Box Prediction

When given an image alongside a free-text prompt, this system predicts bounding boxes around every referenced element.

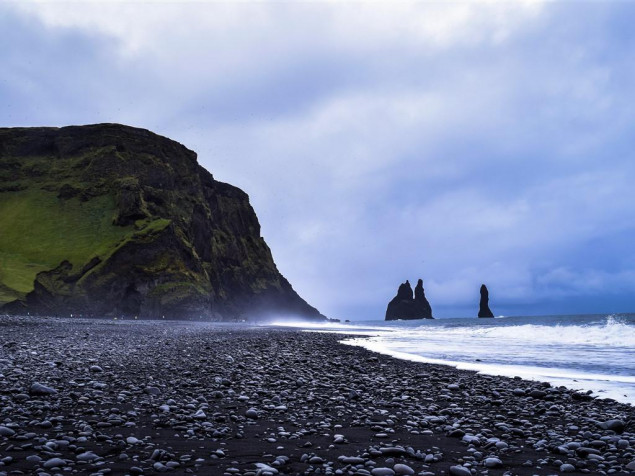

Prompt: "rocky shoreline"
[0,315,633,475]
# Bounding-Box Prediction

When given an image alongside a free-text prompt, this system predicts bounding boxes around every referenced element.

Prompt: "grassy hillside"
[0,187,170,305]
[1,189,118,303]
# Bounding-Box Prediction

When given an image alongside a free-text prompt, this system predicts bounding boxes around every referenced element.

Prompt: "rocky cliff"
[385,279,433,320]
[0,124,324,321]
[478,284,494,318]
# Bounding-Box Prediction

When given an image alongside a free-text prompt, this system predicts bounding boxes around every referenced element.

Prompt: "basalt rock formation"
[385,278,433,320]
[478,284,494,318]
[0,123,325,321]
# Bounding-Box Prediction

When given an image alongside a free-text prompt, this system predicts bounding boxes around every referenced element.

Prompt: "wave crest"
[400,315,635,348]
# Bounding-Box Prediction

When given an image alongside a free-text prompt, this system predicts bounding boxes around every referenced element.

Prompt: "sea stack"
[385,278,433,320]
[478,284,494,318]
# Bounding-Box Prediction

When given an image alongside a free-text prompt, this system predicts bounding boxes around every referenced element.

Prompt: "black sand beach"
[0,316,633,475]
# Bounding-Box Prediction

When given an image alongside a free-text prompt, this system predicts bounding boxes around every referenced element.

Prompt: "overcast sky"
[2,1,635,319]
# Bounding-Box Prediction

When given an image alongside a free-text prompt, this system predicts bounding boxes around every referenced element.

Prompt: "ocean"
[276,313,635,405]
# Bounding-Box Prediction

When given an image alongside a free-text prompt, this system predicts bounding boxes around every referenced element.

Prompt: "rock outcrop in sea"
[385,278,433,320]
[478,284,494,318]
[0,123,324,321]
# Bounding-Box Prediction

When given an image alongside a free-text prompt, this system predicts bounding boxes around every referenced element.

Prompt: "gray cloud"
[2,2,634,318]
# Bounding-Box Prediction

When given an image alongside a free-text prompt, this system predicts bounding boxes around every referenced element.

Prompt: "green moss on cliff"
[0,189,134,304]
[148,281,210,306]
[131,217,171,239]
[73,218,172,288]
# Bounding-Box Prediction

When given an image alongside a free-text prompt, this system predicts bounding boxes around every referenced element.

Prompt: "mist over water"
[277,314,635,404]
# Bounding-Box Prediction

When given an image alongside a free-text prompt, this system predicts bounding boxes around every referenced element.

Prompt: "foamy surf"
[292,313,635,405]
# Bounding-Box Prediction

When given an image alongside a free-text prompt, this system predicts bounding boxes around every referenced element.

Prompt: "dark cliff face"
[0,123,324,321]
[478,284,494,318]
[385,278,433,320]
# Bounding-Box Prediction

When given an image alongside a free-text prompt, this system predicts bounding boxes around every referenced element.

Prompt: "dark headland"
[0,315,633,475]
[0,124,324,322]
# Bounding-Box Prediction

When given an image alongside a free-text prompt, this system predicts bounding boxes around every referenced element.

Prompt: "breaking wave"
[336,313,635,404]
[398,314,635,348]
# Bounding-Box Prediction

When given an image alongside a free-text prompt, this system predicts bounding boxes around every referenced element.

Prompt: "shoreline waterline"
[273,313,635,405]
[340,335,635,405]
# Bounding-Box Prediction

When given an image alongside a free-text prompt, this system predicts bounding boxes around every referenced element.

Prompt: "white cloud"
[16,1,544,53]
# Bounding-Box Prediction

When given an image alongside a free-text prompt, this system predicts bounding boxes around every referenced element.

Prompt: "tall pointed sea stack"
[413,279,432,318]
[0,124,324,321]
[478,284,494,318]
[385,278,433,320]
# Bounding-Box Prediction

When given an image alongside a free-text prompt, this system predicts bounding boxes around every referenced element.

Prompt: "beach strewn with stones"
[0,316,633,475]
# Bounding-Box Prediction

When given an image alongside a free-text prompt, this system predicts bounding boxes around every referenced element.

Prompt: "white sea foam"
[343,336,635,403]
[328,314,635,405]
[399,315,634,348]
[268,320,395,333]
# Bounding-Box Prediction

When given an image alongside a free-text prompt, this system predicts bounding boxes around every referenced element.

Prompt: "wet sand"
[0,315,633,475]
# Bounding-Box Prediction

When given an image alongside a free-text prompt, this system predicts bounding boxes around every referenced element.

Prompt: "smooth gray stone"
[598,419,625,433]
[371,468,395,476]
[42,457,66,469]
[144,386,161,395]
[449,465,472,476]
[393,463,415,475]
[339,456,365,464]
[76,451,99,462]
[29,382,57,395]
[484,457,502,468]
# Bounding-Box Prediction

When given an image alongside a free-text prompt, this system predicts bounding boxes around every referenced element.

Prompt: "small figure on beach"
[478,284,495,318]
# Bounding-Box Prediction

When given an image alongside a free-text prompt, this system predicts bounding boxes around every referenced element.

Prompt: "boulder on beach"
[385,279,433,320]
[478,284,494,318]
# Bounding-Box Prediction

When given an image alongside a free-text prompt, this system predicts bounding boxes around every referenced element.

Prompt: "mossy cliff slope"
[0,124,324,321]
